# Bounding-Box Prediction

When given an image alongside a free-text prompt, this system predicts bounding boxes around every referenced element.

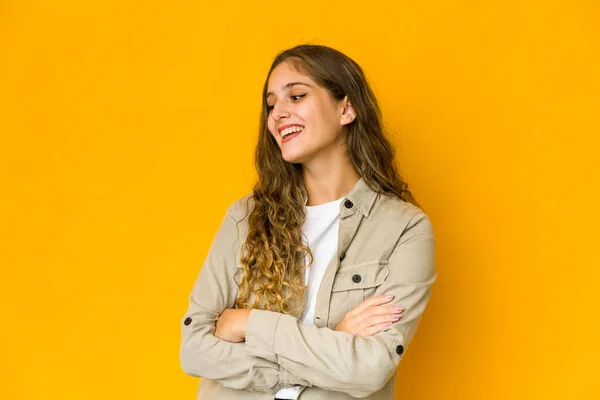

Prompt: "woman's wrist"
[236,308,252,339]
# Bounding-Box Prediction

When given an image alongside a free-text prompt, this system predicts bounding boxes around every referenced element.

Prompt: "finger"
[341,311,402,335]
[359,313,402,331]
[347,294,395,317]
[356,321,394,337]
[352,306,403,329]
[358,304,405,318]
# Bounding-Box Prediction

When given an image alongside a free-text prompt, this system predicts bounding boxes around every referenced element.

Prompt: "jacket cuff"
[282,367,311,388]
[245,309,282,363]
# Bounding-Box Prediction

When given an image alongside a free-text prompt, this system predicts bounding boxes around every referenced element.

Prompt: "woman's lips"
[282,130,302,143]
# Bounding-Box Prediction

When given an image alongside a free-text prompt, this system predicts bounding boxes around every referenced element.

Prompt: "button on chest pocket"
[329,260,390,327]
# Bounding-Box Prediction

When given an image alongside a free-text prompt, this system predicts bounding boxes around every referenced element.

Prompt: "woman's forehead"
[268,63,314,90]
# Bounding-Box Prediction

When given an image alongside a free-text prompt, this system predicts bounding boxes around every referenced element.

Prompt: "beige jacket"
[180,177,437,399]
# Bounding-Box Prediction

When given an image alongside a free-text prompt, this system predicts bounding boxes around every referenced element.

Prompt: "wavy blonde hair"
[235,44,420,315]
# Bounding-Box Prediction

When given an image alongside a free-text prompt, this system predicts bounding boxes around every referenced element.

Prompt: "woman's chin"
[281,150,307,165]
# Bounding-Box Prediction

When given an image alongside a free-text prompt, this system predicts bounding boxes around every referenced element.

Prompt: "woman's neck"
[302,162,360,207]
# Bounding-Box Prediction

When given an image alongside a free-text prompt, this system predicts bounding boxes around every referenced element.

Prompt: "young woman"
[180,44,437,399]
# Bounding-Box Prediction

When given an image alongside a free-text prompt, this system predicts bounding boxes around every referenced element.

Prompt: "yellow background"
[1,1,599,399]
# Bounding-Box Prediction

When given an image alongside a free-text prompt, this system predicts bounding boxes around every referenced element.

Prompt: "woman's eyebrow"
[266,82,312,99]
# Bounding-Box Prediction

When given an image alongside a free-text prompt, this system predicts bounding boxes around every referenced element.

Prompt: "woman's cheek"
[268,123,278,142]
[271,130,280,144]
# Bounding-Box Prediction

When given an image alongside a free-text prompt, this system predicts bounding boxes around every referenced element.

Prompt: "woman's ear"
[340,96,356,126]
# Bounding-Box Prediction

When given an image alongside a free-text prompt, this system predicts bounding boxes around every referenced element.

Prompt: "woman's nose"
[271,102,290,119]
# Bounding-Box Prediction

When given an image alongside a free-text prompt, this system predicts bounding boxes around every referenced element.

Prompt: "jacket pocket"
[328,260,390,327]
[332,260,390,292]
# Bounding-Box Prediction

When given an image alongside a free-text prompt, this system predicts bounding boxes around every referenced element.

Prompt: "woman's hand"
[214,308,252,343]
[335,295,404,337]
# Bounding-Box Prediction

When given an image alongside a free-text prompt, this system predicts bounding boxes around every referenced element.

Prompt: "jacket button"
[352,274,362,283]
[339,252,346,261]
[344,199,353,209]
[184,317,192,326]
[396,345,404,355]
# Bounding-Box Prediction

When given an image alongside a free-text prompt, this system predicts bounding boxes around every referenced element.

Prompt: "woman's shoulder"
[225,193,254,223]
[374,192,434,235]
[226,191,428,218]
[376,192,427,219]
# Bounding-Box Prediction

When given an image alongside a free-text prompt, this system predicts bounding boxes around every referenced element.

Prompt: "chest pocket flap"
[332,260,390,292]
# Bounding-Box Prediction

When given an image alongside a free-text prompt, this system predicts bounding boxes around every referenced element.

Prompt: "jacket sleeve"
[179,201,312,393]
[244,212,437,398]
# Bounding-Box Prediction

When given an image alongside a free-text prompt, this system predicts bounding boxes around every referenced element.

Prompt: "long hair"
[235,44,419,315]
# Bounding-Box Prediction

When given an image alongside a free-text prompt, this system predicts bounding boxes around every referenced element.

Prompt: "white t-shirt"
[275,197,344,399]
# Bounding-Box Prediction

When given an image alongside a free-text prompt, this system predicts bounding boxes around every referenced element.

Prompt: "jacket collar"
[301,176,378,218]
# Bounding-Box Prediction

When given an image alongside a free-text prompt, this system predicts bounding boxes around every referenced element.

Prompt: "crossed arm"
[179,204,436,397]
[179,207,308,393]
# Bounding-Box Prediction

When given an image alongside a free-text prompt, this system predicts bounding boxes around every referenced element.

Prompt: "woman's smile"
[282,128,303,143]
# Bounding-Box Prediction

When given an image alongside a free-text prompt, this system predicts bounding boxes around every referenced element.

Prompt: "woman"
[180,44,437,399]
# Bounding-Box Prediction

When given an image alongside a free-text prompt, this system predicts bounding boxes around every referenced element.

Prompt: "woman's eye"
[266,94,306,113]
[291,94,306,101]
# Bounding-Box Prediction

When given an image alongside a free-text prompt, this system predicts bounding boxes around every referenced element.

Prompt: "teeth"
[281,126,304,137]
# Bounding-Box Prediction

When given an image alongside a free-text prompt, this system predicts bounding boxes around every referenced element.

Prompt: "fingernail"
[394,306,404,312]
[385,295,395,300]
[384,322,393,327]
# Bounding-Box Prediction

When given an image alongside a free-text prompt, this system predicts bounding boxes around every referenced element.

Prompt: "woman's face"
[266,61,354,165]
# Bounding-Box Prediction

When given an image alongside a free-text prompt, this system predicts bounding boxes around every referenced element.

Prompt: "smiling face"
[265,61,354,165]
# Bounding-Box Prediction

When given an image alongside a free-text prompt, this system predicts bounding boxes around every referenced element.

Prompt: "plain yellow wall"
[1,1,599,399]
